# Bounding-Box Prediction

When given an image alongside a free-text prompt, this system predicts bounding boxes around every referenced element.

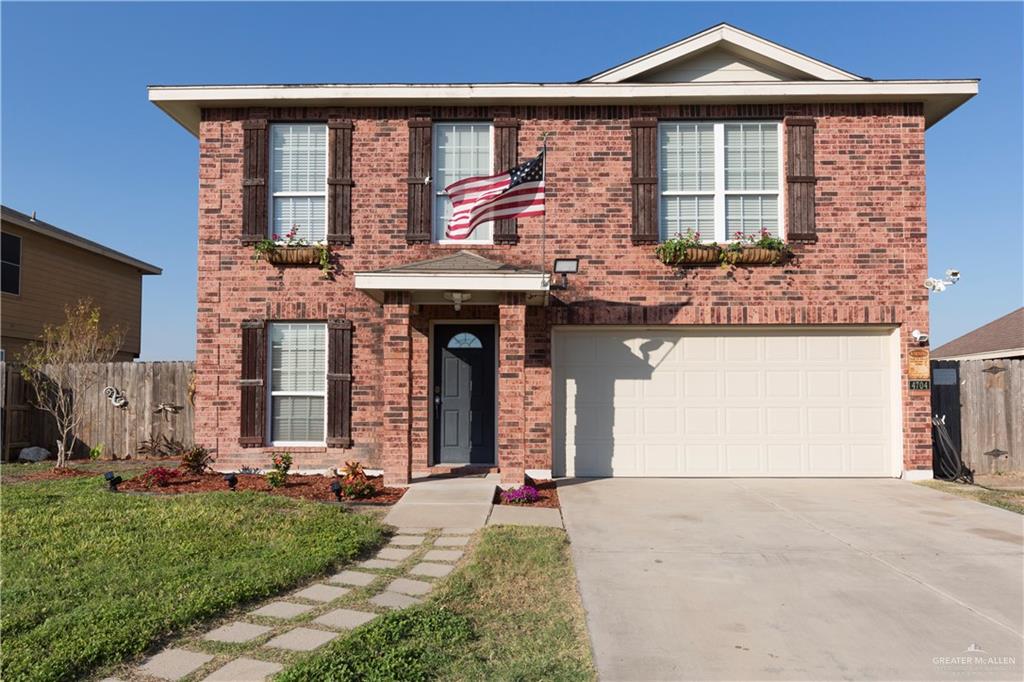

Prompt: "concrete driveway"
[559,479,1023,681]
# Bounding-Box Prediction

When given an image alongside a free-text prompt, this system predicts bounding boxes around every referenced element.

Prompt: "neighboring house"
[1,206,162,361]
[932,308,1024,361]
[150,23,976,483]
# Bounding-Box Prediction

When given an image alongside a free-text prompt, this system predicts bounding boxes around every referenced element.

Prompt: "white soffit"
[582,23,864,83]
[353,271,549,303]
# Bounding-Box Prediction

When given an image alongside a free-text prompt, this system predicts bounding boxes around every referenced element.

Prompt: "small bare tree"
[20,299,125,467]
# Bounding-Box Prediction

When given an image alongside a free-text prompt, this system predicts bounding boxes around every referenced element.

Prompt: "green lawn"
[0,471,384,682]
[916,479,1024,514]
[279,526,595,682]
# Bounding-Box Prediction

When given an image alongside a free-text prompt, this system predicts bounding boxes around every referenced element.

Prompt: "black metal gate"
[930,360,963,479]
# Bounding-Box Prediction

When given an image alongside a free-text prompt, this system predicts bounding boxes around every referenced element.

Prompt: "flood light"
[550,258,580,290]
[104,471,123,492]
[330,480,343,502]
[224,473,238,490]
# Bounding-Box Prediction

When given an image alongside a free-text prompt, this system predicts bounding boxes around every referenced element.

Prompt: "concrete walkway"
[384,474,499,528]
[560,478,1024,681]
[115,529,470,682]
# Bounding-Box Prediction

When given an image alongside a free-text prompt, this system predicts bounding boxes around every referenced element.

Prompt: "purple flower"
[501,485,540,504]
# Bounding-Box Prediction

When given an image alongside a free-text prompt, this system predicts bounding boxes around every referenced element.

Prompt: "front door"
[433,324,495,464]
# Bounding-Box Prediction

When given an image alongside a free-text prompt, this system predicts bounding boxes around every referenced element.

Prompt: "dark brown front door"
[433,324,495,465]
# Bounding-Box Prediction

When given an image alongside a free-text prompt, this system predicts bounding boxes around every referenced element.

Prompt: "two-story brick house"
[151,24,976,485]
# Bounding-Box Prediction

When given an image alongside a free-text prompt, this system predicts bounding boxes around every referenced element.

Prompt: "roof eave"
[149,79,979,136]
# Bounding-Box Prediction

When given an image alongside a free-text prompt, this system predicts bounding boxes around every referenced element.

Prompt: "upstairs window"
[270,123,327,243]
[269,322,326,444]
[433,122,493,243]
[659,121,781,242]
[1,233,21,295]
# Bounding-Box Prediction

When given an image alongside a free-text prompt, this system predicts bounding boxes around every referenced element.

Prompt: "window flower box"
[721,247,785,266]
[263,246,321,266]
[655,231,721,266]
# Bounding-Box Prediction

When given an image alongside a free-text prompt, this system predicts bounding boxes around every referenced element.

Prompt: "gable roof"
[1,205,162,275]
[931,308,1024,360]
[582,23,864,83]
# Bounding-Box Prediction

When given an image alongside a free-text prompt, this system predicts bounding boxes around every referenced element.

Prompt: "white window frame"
[268,123,329,242]
[432,121,495,245]
[267,322,328,447]
[658,120,784,243]
[1,233,22,296]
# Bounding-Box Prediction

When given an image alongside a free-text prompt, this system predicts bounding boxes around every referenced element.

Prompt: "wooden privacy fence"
[957,359,1023,475]
[1,361,194,461]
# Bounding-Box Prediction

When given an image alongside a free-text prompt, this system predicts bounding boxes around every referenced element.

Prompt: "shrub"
[88,444,104,461]
[500,485,540,505]
[139,467,181,489]
[180,446,213,474]
[265,452,292,488]
[137,435,187,458]
[342,479,376,499]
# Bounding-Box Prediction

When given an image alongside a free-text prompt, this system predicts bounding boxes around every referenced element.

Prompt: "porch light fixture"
[443,291,472,311]
[329,479,343,502]
[224,473,238,490]
[550,258,580,290]
[104,471,123,492]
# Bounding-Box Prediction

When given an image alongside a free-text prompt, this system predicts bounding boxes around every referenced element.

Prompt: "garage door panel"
[555,327,896,478]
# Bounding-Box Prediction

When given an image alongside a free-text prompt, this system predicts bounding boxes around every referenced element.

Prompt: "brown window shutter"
[630,117,659,244]
[785,117,818,242]
[492,117,520,244]
[326,318,353,448]
[327,119,354,245]
[239,319,266,447]
[241,119,268,244]
[406,118,433,243]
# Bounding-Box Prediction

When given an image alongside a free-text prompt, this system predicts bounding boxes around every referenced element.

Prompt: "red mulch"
[120,472,406,505]
[11,467,97,483]
[493,478,560,508]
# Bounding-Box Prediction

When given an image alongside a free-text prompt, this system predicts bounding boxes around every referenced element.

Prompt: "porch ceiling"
[354,250,549,305]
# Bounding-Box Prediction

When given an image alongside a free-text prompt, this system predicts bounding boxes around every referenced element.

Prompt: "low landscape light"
[104,471,123,492]
[329,480,343,502]
[224,473,238,490]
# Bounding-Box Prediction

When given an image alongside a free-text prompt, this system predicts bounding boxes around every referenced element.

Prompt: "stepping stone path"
[123,528,470,681]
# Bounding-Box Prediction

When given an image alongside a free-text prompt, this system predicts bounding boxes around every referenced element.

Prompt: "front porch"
[355,251,550,486]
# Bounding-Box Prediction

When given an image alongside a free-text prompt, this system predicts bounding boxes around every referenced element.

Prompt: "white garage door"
[553,328,899,477]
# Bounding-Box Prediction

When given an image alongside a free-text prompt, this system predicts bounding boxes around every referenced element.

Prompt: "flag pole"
[540,132,550,282]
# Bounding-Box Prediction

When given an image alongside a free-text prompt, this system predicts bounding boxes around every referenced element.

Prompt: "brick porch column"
[498,294,526,485]
[381,293,412,486]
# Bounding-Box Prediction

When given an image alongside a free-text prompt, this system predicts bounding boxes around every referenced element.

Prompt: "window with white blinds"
[270,123,328,243]
[659,121,782,241]
[269,322,326,444]
[433,123,493,242]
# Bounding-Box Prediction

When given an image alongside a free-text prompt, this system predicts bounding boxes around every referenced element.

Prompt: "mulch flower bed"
[120,472,406,505]
[493,479,560,508]
[11,467,97,483]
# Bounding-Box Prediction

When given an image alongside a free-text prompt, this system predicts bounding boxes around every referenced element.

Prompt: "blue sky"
[2,2,1021,359]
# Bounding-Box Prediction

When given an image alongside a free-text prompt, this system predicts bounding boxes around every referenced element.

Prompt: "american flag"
[443,152,545,240]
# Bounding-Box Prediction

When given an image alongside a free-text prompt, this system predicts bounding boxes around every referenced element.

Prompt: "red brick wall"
[195,103,930,474]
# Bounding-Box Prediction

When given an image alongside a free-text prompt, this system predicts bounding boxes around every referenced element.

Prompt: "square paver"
[370,591,422,610]
[249,601,315,620]
[387,577,432,596]
[139,648,214,681]
[434,535,470,547]
[395,527,430,534]
[314,608,378,630]
[389,535,425,546]
[423,549,463,562]
[264,627,338,652]
[292,583,350,603]
[359,558,401,570]
[202,621,272,644]
[376,547,414,561]
[441,527,476,535]
[201,657,283,682]
[328,569,377,586]
[410,562,454,578]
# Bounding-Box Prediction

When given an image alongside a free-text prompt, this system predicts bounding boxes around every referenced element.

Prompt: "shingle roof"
[374,250,541,274]
[931,307,1024,359]
[1,205,161,275]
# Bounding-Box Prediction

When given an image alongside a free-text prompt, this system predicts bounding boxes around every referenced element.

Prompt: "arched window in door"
[447,332,483,349]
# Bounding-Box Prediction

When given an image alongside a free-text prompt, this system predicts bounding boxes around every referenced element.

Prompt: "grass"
[0,471,384,682]
[916,480,1024,514]
[279,526,596,682]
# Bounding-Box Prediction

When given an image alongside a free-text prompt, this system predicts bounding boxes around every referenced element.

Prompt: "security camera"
[912,330,929,344]
[923,278,946,292]
[945,268,960,282]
